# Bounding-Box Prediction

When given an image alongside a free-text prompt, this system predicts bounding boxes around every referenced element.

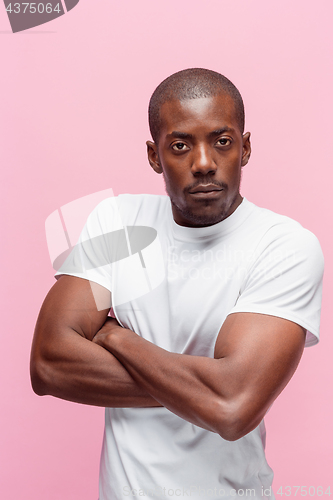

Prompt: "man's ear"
[146,141,163,174]
[241,132,251,167]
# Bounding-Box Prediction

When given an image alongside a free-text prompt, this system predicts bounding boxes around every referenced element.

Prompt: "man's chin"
[170,201,230,228]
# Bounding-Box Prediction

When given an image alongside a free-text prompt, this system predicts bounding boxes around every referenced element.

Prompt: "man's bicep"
[213,312,306,433]
[36,275,111,341]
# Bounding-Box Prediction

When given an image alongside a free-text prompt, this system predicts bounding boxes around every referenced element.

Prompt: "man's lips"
[188,184,223,194]
[188,184,224,198]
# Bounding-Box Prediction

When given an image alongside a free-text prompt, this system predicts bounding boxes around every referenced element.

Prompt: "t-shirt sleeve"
[54,197,124,293]
[228,224,324,347]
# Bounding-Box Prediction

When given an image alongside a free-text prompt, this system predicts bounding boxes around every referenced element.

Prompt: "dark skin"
[147,94,250,228]
[31,92,306,441]
[31,277,160,408]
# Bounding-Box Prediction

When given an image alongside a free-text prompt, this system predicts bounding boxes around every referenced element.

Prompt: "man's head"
[147,68,251,228]
[148,68,245,144]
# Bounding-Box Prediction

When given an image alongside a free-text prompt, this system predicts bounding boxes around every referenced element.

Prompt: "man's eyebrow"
[166,128,235,140]
[166,131,194,140]
[208,127,235,137]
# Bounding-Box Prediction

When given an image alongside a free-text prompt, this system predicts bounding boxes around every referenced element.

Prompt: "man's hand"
[92,317,128,348]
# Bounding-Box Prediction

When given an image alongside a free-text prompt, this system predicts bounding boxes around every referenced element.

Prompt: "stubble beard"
[164,170,243,227]
[166,185,240,228]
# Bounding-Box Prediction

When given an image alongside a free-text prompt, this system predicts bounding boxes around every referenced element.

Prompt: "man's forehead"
[159,94,238,131]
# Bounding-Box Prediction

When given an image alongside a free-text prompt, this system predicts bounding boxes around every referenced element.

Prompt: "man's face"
[147,93,251,227]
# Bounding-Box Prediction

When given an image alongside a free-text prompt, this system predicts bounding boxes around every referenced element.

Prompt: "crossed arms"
[30,275,306,441]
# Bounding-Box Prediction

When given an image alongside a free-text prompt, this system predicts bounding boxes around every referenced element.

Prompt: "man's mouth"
[189,184,223,193]
[188,184,224,198]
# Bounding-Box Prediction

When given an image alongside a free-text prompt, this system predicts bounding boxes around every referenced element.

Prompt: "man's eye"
[217,138,231,146]
[172,142,188,151]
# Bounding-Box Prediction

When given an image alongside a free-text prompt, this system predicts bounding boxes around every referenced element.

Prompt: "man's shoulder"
[93,193,170,227]
[246,199,324,264]
[247,199,316,237]
[94,193,168,212]
[117,193,169,207]
[247,199,301,228]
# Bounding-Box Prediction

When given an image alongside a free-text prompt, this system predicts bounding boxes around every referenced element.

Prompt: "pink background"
[1,1,332,498]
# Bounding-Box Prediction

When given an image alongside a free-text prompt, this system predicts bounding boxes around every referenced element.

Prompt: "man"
[31,68,324,500]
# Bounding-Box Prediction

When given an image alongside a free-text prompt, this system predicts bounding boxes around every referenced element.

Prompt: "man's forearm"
[31,325,162,408]
[93,325,230,434]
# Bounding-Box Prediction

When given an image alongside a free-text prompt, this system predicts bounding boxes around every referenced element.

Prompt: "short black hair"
[148,68,245,144]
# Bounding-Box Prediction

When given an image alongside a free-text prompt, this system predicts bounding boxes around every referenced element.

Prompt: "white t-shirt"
[56,195,324,500]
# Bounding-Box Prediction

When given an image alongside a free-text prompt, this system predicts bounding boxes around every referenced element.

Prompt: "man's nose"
[191,145,217,175]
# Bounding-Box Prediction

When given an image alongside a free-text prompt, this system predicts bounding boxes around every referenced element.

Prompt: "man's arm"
[93,312,306,440]
[30,275,161,407]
